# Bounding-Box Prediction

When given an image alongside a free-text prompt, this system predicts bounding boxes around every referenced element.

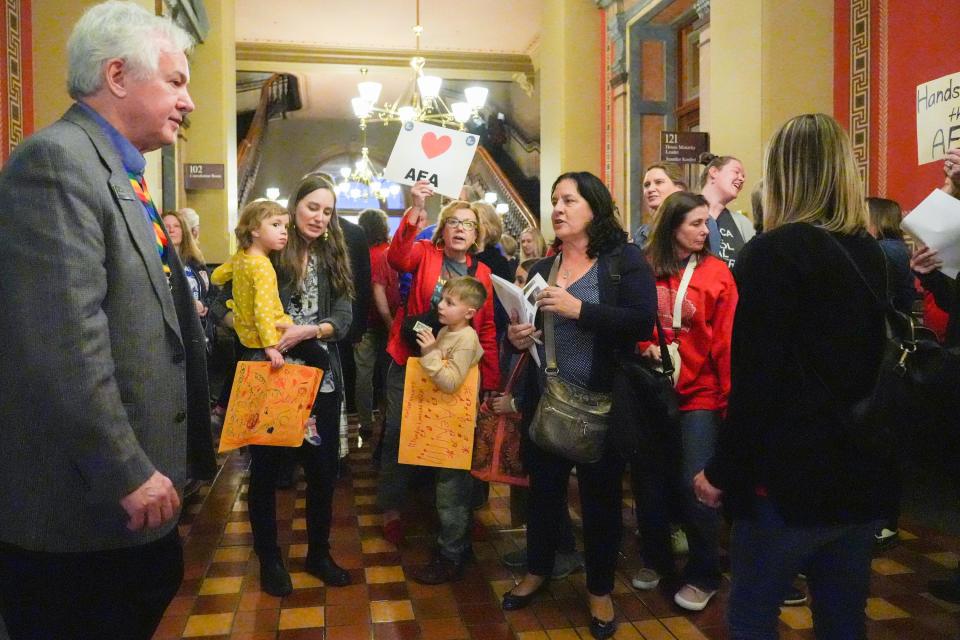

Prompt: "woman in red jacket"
[639,191,737,611]
[376,180,500,585]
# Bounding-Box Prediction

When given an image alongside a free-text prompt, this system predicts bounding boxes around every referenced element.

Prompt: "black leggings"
[242,340,337,563]
[248,390,340,563]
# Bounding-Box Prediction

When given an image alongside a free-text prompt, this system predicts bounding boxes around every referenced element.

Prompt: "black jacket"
[340,218,372,342]
[705,223,889,525]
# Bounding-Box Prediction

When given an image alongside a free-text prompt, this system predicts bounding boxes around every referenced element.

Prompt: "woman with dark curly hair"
[501,172,657,639]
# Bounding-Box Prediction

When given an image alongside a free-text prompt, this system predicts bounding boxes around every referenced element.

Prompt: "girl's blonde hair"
[282,174,354,299]
[235,200,287,250]
[763,113,867,234]
[472,200,502,248]
[519,226,546,258]
[163,208,205,265]
[431,200,486,253]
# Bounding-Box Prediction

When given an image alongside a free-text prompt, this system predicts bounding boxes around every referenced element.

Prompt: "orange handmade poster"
[398,357,479,470]
[218,361,323,453]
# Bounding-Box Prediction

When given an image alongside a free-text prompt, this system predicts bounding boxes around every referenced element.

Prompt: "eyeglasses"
[444,218,478,231]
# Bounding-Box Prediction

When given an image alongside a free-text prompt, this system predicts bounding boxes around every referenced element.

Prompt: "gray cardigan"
[278,255,353,398]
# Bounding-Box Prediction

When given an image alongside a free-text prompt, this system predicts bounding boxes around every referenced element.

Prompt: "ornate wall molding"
[2,0,30,162]
[876,0,888,196]
[237,42,534,77]
[849,0,871,187]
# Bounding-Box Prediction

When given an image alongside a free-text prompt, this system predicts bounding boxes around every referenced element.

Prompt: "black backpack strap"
[607,245,623,297]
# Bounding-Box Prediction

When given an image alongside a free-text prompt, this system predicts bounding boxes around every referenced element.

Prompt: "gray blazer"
[0,104,216,552]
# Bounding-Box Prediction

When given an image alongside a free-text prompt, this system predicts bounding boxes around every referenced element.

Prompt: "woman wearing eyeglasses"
[376,180,500,584]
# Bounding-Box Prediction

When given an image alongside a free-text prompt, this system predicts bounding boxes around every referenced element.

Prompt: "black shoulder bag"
[821,232,960,459]
[606,250,681,461]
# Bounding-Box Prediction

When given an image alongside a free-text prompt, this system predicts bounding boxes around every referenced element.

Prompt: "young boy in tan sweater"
[415,276,486,394]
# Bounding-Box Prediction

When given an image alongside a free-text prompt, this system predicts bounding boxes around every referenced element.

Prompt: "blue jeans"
[728,498,876,640]
[679,410,722,590]
[376,361,473,560]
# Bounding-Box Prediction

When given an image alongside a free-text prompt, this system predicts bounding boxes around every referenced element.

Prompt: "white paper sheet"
[490,274,541,367]
[900,188,960,278]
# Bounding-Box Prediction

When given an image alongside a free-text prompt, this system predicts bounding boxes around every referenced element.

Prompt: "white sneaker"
[671,529,689,555]
[631,568,661,590]
[674,584,717,611]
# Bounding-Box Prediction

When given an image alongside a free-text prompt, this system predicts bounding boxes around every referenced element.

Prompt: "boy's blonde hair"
[442,275,487,310]
[235,199,287,249]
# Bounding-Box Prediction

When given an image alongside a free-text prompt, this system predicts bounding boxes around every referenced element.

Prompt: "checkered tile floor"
[156,420,960,639]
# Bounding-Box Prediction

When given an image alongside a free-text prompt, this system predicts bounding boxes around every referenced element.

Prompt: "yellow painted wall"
[760,0,834,142]
[183,0,237,264]
[540,0,602,236]
[708,0,833,215]
[707,0,763,214]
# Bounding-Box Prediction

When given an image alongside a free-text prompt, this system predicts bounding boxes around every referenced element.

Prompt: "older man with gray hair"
[0,2,215,638]
[180,206,201,239]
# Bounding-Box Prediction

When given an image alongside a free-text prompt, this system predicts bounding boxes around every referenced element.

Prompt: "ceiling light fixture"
[350,0,488,131]
[335,127,401,203]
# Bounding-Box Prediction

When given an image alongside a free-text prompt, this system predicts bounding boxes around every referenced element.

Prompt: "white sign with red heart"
[383,121,479,199]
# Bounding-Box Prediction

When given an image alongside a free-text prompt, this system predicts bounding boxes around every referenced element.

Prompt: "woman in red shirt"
[639,192,737,612]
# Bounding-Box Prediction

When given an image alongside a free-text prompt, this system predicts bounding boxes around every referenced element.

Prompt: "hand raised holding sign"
[411,180,434,210]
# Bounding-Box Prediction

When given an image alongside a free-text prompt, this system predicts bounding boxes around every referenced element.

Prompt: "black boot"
[259,557,292,597]
[305,552,351,587]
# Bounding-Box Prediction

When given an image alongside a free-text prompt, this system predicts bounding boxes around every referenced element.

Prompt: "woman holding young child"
[504,172,657,639]
[377,180,500,585]
[215,174,355,596]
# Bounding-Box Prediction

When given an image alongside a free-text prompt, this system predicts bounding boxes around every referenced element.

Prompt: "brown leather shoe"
[408,554,463,585]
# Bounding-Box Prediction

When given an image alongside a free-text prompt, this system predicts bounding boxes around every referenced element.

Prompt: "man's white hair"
[67,1,193,100]
[179,207,200,231]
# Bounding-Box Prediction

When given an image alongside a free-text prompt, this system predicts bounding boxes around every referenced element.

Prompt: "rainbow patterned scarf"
[127,171,171,278]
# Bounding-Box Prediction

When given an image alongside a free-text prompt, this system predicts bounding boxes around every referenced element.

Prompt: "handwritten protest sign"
[218,361,323,453]
[916,71,960,165]
[383,121,479,199]
[398,357,479,470]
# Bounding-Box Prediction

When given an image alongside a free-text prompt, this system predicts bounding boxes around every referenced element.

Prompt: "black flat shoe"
[305,553,351,587]
[501,581,548,611]
[589,616,617,639]
[259,558,293,597]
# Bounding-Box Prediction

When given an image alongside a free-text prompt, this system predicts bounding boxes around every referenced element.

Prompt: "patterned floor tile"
[370,600,415,623]
[182,612,235,637]
[158,417,960,640]
[278,606,325,630]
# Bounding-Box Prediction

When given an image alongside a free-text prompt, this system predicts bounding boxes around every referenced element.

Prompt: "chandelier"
[349,0,489,131]
[335,139,400,202]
